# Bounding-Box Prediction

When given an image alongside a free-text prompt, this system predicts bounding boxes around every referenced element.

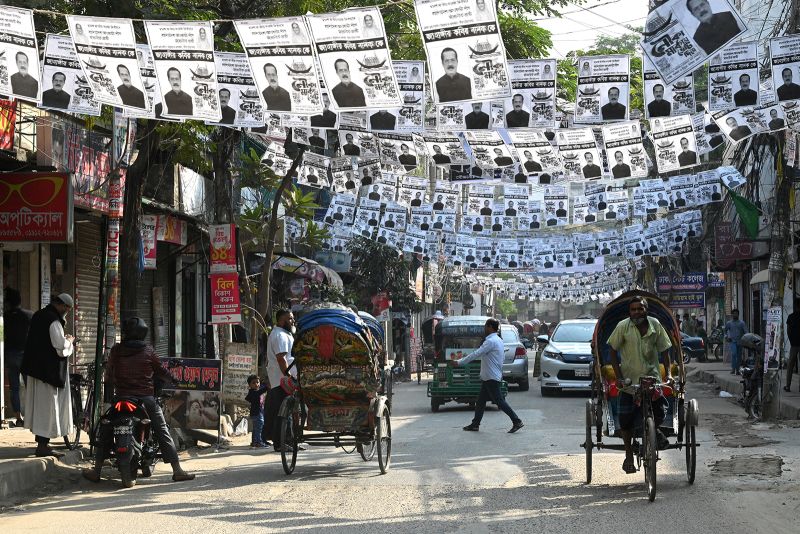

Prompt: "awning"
[750,269,769,285]
[271,252,343,289]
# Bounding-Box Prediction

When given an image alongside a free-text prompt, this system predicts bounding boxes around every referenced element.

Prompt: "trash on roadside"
[719,391,735,398]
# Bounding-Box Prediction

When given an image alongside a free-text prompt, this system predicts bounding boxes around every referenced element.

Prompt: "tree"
[495,297,517,319]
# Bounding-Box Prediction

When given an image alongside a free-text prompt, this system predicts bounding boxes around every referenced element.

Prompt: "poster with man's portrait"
[40,34,101,116]
[649,115,699,172]
[644,55,695,118]
[435,100,503,130]
[555,127,603,179]
[508,129,562,175]
[575,55,630,124]
[708,41,759,111]
[423,132,470,165]
[504,59,557,128]
[0,7,41,103]
[209,52,265,128]
[464,130,515,170]
[602,120,648,179]
[769,35,800,104]
[388,60,425,132]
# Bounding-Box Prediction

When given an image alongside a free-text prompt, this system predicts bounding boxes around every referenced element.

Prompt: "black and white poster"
[306,8,402,111]
[66,16,145,111]
[298,152,330,188]
[410,204,435,230]
[398,176,429,207]
[503,185,529,217]
[209,52,264,128]
[123,45,164,120]
[324,193,357,225]
[641,0,746,85]
[640,177,669,213]
[389,60,425,132]
[668,174,693,209]
[543,186,569,227]
[465,131,515,169]
[414,0,511,104]
[432,181,460,212]
[381,202,408,231]
[712,106,770,144]
[555,128,603,179]
[692,111,726,155]
[505,59,557,128]
[144,21,220,121]
[649,115,697,172]
[423,132,470,165]
[40,34,101,116]
[643,55,695,118]
[233,17,323,115]
[310,90,339,129]
[572,195,590,225]
[605,190,629,220]
[602,120,648,179]
[574,55,630,124]
[440,101,503,130]
[0,7,41,103]
[708,41,759,111]
[356,198,382,229]
[770,35,800,104]
[339,128,379,158]
[330,157,359,193]
[696,168,723,204]
[508,130,562,175]
[379,133,419,171]
[403,226,428,254]
[467,184,495,215]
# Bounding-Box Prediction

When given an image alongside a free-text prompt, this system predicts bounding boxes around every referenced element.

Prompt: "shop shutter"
[74,218,103,368]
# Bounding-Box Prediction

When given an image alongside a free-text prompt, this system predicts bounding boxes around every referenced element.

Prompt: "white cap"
[432,310,444,319]
[54,293,74,307]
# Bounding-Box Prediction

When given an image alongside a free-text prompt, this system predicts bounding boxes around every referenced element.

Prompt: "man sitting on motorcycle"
[608,296,673,474]
[83,317,195,482]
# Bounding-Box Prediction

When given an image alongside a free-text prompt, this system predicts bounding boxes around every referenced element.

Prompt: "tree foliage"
[495,297,516,318]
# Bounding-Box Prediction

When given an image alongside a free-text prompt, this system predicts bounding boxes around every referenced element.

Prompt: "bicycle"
[630,376,669,502]
[65,362,100,451]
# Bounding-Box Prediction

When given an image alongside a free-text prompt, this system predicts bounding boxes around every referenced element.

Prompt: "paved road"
[4,363,800,533]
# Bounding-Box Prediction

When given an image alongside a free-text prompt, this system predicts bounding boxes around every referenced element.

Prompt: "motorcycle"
[93,396,163,488]
[737,333,764,420]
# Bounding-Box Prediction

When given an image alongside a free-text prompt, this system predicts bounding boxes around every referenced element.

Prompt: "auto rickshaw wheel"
[431,398,441,412]
[686,399,698,484]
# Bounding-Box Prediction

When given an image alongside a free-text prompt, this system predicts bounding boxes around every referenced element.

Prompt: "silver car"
[538,319,597,396]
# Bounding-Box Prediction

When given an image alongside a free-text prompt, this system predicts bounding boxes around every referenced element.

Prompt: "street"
[3,352,800,533]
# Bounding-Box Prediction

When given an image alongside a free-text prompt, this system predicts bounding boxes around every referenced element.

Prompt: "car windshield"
[551,322,595,343]
[500,327,518,343]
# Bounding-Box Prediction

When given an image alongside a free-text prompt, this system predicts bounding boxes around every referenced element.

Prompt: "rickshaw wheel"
[357,439,377,461]
[280,407,299,475]
[644,417,657,502]
[686,399,698,484]
[377,404,392,474]
[584,400,593,484]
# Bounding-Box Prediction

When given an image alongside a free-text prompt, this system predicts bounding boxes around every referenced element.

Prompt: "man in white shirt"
[451,318,524,433]
[263,309,297,451]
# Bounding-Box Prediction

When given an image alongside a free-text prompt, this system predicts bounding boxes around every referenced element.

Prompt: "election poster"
[381,201,408,231]
[708,41,759,111]
[432,181,461,211]
[389,60,425,132]
[298,152,330,188]
[234,17,323,115]
[331,157,359,194]
[66,16,145,111]
[605,190,629,220]
[508,129,562,175]
[464,130,515,170]
[602,120,648,179]
[40,34,101,116]
[323,192,357,225]
[398,176,429,207]
[306,8,402,111]
[144,21,221,121]
[574,55,630,124]
[0,7,41,103]
[210,52,265,128]
[422,132,470,165]
[641,0,746,85]
[339,128,379,159]
[379,133,419,171]
[436,100,503,130]
[310,89,339,129]
[414,0,511,104]
[692,111,726,155]
[649,115,697,173]
[769,34,800,104]
[503,59,557,128]
[643,55,694,118]
[543,185,569,227]
[555,127,602,179]
[712,106,771,144]
[764,306,782,369]
[122,45,163,120]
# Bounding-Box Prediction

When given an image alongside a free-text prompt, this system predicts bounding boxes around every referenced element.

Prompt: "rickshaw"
[584,290,699,502]
[277,304,392,475]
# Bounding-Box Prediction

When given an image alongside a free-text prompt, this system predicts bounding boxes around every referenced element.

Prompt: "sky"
[532,0,650,58]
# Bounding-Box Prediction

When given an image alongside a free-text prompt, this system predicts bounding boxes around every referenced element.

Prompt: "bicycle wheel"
[644,416,657,502]
[584,400,593,484]
[714,344,722,361]
[64,387,83,450]
[377,404,392,474]
[357,439,377,461]
[280,401,299,475]
[746,387,762,420]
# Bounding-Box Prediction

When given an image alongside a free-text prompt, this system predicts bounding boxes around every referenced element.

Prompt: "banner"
[210,223,237,273]
[387,60,425,132]
[162,358,221,431]
[641,0,746,85]
[141,214,157,270]
[66,15,146,110]
[650,114,698,173]
[708,41,759,111]
[0,7,41,103]
[0,172,73,242]
[234,17,323,115]
[144,20,221,121]
[0,99,15,150]
[602,120,647,178]
[769,34,800,104]
[209,52,264,127]
[508,129,562,176]
[643,55,694,118]
[555,127,602,179]
[574,54,630,124]
[422,132,470,165]
[210,272,242,324]
[764,307,782,369]
[306,8,402,111]
[464,130,515,169]
[41,34,101,116]
[222,343,257,406]
[656,272,706,292]
[122,45,159,119]
[414,0,511,104]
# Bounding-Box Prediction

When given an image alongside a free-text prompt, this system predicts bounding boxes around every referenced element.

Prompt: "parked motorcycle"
[738,333,764,420]
[93,396,163,488]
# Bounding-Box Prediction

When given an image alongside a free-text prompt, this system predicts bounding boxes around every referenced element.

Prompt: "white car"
[538,319,597,396]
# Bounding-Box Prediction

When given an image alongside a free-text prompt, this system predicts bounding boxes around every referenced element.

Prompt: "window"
[500,326,519,343]
[551,322,596,342]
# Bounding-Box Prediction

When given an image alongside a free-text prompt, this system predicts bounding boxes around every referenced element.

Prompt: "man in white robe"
[21,293,74,457]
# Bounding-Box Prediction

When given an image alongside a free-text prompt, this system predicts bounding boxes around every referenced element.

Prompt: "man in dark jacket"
[785,302,800,392]
[4,288,32,427]
[83,317,194,483]
[21,294,74,457]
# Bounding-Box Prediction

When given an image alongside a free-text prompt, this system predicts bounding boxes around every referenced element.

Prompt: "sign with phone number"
[658,292,705,309]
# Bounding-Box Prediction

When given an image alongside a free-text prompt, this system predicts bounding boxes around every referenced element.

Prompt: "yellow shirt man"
[608,316,672,392]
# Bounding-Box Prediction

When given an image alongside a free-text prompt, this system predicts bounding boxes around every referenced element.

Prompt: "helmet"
[739,333,762,351]
[122,317,149,341]
[532,319,541,326]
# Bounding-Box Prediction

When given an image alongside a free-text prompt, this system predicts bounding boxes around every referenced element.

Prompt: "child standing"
[245,375,269,448]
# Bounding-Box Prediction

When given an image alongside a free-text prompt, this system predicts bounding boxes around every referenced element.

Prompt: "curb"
[0,447,86,502]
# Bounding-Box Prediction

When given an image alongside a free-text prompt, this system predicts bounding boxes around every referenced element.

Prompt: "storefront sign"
[764,307,782,370]
[658,292,705,309]
[162,357,222,391]
[656,272,706,292]
[210,272,241,324]
[714,222,752,269]
[222,343,257,406]
[707,272,725,288]
[0,99,16,150]
[141,215,158,270]
[156,215,188,245]
[210,223,237,273]
[161,357,222,431]
[0,172,73,242]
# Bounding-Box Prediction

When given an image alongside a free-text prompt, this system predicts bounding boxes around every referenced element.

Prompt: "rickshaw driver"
[608,296,673,474]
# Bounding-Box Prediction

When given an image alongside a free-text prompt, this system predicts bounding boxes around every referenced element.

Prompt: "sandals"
[622,458,636,474]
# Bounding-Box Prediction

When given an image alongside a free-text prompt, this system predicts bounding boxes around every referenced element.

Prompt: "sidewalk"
[686,361,800,420]
[0,425,86,502]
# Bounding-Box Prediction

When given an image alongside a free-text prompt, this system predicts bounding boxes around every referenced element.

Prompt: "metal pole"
[1,246,5,428]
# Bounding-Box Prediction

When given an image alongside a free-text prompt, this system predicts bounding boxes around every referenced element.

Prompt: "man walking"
[4,288,32,427]
[263,310,298,451]
[785,301,800,392]
[20,294,74,457]
[725,309,748,374]
[451,318,523,433]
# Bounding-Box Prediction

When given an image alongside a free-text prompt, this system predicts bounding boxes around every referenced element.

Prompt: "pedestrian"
[684,313,699,337]
[263,310,298,451]
[245,374,269,448]
[697,319,708,362]
[452,318,524,433]
[3,288,32,427]
[83,317,194,483]
[19,294,74,457]
[784,301,800,392]
[725,308,748,374]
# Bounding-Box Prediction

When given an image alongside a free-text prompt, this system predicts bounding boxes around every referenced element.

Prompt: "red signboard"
[210,224,237,273]
[0,99,15,150]
[0,172,73,242]
[714,222,752,269]
[210,272,241,324]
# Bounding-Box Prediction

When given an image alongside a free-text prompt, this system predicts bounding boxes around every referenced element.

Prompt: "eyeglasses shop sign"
[0,172,73,242]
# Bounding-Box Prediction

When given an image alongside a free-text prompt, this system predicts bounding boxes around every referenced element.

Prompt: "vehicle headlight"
[542,350,562,361]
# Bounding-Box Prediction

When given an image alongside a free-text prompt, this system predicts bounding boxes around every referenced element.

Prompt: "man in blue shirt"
[725,308,748,374]
[451,318,524,433]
